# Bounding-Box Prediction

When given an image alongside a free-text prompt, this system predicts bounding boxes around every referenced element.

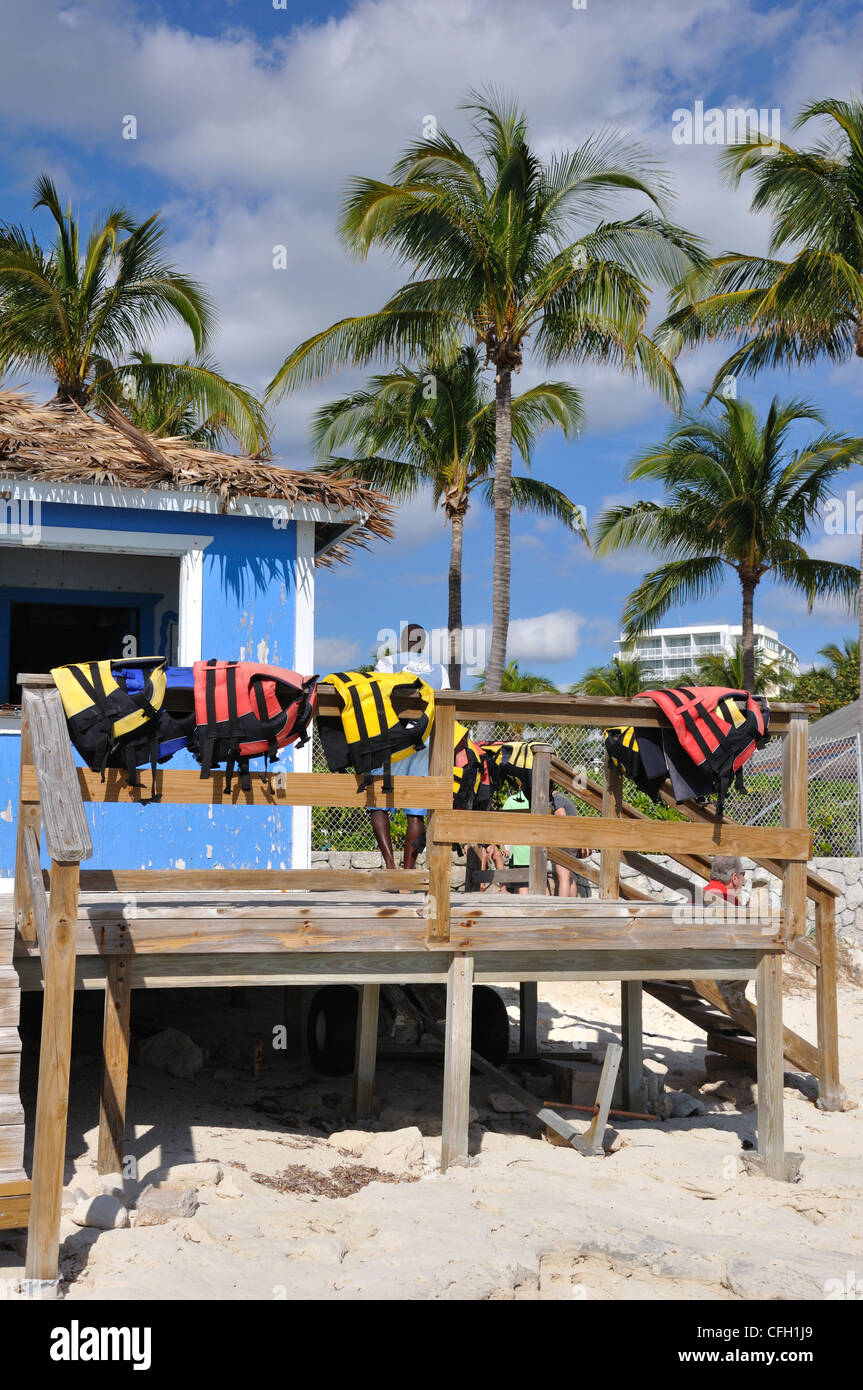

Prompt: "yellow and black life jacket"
[51,657,185,788]
[453,721,488,809]
[318,671,435,792]
[481,740,535,798]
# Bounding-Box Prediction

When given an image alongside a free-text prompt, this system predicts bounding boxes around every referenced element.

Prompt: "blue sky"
[1,0,862,682]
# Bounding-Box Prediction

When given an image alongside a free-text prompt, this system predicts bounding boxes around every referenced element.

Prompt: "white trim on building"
[291,520,316,871]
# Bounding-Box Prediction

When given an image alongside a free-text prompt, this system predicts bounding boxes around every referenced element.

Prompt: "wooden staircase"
[0,914,29,1230]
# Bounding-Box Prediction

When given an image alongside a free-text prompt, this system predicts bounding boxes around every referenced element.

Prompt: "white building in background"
[614,623,799,684]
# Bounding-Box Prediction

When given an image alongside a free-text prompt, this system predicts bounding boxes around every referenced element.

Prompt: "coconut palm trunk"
[740,574,757,691]
[487,366,513,692]
[448,510,465,689]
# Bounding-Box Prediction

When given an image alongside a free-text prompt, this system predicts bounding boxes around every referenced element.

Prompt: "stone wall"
[310,849,862,944]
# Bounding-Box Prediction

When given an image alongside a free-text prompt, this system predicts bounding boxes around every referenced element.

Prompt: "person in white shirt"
[371,623,449,870]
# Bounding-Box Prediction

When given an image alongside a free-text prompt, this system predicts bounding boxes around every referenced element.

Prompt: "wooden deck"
[7,676,840,1287]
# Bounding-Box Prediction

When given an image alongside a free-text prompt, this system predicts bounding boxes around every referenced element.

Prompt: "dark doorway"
[8,602,140,703]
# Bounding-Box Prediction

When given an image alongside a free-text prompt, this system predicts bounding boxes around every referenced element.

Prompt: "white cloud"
[509,609,584,664]
[314,635,362,672]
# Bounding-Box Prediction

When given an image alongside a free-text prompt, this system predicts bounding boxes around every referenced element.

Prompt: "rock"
[350,852,381,868]
[133,1185,199,1226]
[328,852,351,870]
[489,1092,525,1114]
[62,1186,89,1212]
[362,1126,424,1175]
[661,1091,707,1119]
[375,1107,417,1130]
[138,1027,204,1080]
[213,1175,246,1199]
[71,1194,130,1230]
[329,1129,372,1157]
[152,1161,223,1189]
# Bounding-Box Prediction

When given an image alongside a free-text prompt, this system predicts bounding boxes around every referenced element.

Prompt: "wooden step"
[0,1173,31,1231]
[0,968,20,1028]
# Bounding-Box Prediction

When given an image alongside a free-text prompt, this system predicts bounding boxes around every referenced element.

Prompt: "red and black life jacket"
[606,686,769,817]
[193,659,318,791]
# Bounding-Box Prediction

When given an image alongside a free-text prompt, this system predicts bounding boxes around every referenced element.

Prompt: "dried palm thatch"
[0,389,393,565]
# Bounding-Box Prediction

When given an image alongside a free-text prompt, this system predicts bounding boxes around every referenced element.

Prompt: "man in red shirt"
[703,855,744,905]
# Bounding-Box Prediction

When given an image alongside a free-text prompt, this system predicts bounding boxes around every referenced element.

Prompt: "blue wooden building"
[0,390,389,877]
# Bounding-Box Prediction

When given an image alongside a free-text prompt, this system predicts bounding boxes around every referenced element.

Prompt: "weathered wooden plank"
[0,1193,30,1229]
[426,702,456,943]
[433,812,811,860]
[352,983,380,1121]
[756,952,785,1179]
[433,689,814,732]
[22,826,50,969]
[782,711,808,940]
[788,935,820,969]
[13,711,41,941]
[620,983,644,1112]
[519,982,538,1058]
[440,955,474,1170]
[580,1043,623,1153]
[21,688,92,863]
[20,766,451,810]
[97,955,132,1176]
[74,868,429,892]
[600,754,622,898]
[0,968,21,1027]
[25,861,79,1282]
[0,1125,26,1172]
[815,895,841,1110]
[529,745,552,895]
[622,851,696,898]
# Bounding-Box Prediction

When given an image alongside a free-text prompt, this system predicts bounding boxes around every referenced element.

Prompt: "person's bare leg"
[403,814,425,870]
[555,865,574,898]
[369,810,396,870]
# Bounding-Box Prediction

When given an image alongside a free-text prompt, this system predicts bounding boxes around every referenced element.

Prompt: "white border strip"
[291,519,316,871]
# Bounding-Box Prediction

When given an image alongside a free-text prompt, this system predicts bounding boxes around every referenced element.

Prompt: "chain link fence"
[311,722,863,857]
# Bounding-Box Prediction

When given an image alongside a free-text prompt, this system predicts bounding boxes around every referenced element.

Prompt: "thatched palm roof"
[0,389,393,564]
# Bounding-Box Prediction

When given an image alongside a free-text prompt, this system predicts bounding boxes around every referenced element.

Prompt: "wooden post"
[25,861,79,1283]
[426,701,455,942]
[13,712,41,943]
[756,951,785,1179]
[620,981,644,1111]
[352,983,380,1120]
[528,745,552,894]
[520,744,551,1057]
[97,955,132,1175]
[599,753,622,897]
[440,954,474,1171]
[815,895,841,1110]
[781,711,808,940]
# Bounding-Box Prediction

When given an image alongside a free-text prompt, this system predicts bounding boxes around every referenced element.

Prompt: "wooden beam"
[756,951,785,1180]
[20,767,451,811]
[782,711,808,940]
[433,689,815,732]
[815,895,841,1110]
[621,851,696,899]
[426,701,456,943]
[599,753,623,899]
[432,812,811,860]
[21,688,91,863]
[21,828,49,969]
[74,868,428,892]
[440,955,474,1170]
[519,982,538,1058]
[13,712,41,941]
[97,955,132,1175]
[25,861,79,1283]
[352,983,380,1121]
[620,982,644,1112]
[528,745,552,895]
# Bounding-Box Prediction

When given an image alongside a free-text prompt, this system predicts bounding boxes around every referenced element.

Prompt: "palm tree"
[593,396,861,688]
[0,175,268,452]
[313,346,586,686]
[97,350,269,453]
[693,641,794,695]
[817,636,860,681]
[475,660,559,693]
[267,91,706,692]
[657,90,863,739]
[571,655,649,696]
